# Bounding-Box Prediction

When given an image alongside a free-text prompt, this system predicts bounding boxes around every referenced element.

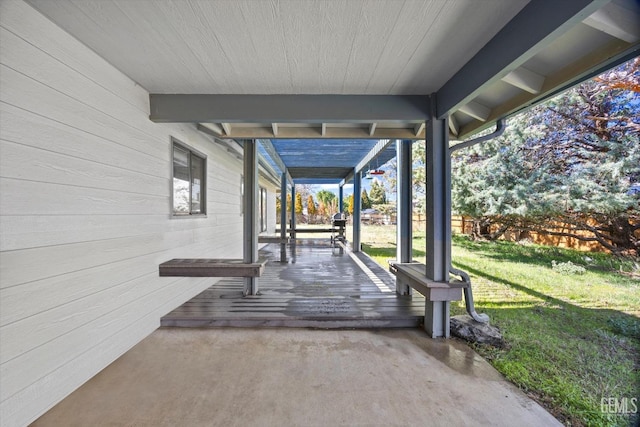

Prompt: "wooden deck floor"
[161,239,426,328]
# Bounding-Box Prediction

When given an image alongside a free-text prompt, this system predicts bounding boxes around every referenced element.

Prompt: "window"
[172,139,206,216]
[259,187,268,232]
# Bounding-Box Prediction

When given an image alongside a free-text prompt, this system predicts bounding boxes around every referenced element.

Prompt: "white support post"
[396,139,413,295]
[243,140,259,296]
[352,170,362,252]
[425,96,452,338]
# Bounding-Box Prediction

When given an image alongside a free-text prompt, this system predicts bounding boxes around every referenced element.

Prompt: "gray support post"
[279,173,288,262]
[425,95,453,338]
[291,184,296,240]
[338,185,344,213]
[352,171,362,252]
[396,139,413,295]
[280,173,287,240]
[243,140,259,296]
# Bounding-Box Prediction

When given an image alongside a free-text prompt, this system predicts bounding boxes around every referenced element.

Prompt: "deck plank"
[161,239,425,329]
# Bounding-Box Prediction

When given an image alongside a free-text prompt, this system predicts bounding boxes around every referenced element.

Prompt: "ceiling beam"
[258,139,293,185]
[413,122,425,137]
[321,123,327,136]
[369,122,377,136]
[435,0,609,119]
[340,169,355,187]
[355,139,393,173]
[150,94,430,123]
[271,123,278,136]
[198,122,225,136]
[501,67,545,94]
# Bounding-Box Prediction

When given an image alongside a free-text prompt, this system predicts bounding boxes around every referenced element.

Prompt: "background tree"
[316,189,336,206]
[451,58,639,255]
[369,179,387,205]
[361,189,372,209]
[295,192,304,222]
[306,195,317,223]
[346,194,354,215]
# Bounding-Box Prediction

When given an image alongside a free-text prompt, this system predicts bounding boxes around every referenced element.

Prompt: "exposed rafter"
[583,1,640,43]
[414,122,425,137]
[436,0,609,118]
[369,123,377,136]
[459,101,491,122]
[272,123,278,136]
[221,122,232,136]
[501,67,545,94]
[448,114,459,138]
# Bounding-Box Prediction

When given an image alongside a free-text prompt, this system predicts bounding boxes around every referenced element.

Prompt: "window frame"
[171,138,207,217]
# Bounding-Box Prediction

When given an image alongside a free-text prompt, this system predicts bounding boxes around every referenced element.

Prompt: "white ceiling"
[27,0,640,140]
[26,0,528,95]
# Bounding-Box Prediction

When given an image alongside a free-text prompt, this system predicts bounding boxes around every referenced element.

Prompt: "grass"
[360,225,640,427]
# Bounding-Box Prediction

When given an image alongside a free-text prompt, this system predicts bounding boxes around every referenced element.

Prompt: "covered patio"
[162,240,427,329]
[3,0,639,425]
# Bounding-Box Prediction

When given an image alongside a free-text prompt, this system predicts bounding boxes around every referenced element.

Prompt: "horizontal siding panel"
[0,140,168,197]
[0,214,190,251]
[0,178,168,217]
[0,228,199,289]
[0,278,211,425]
[0,235,242,327]
[0,103,168,179]
[0,0,150,113]
[0,65,168,162]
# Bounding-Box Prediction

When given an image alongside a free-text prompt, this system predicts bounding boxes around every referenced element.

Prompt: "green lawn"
[360,225,640,427]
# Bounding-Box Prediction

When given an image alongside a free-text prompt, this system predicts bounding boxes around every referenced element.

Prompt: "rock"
[450,315,504,347]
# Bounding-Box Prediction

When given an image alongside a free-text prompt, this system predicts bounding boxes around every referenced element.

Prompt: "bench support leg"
[425,301,450,338]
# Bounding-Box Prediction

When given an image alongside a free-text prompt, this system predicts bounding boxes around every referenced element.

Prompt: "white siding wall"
[0,1,243,425]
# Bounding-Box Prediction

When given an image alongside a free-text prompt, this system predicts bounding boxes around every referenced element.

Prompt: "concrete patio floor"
[32,328,560,426]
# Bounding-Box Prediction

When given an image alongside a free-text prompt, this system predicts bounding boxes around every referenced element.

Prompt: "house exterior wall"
[0,1,246,425]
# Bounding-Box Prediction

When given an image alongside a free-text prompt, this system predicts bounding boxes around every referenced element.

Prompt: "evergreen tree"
[346,194,354,215]
[369,180,387,205]
[451,59,640,254]
[295,192,303,214]
[307,195,317,215]
[361,189,372,209]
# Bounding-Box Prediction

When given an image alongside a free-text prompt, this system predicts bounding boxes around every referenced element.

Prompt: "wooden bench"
[159,258,267,277]
[388,262,467,301]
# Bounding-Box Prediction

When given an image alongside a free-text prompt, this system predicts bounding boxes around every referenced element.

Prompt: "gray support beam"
[396,139,413,295]
[243,140,259,296]
[338,185,344,213]
[436,0,608,118]
[355,139,393,173]
[425,95,452,338]
[150,94,430,123]
[352,171,362,252]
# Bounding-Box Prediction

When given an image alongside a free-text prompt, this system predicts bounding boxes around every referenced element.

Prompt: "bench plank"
[388,262,466,302]
[159,258,266,277]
